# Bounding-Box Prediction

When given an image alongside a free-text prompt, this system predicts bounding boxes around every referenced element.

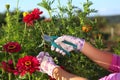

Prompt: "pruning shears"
[43,34,77,56]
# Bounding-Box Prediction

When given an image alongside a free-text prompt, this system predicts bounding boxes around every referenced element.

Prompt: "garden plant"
[0,0,111,80]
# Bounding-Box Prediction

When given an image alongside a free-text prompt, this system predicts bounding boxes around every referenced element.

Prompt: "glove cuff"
[77,39,85,51]
[41,62,59,77]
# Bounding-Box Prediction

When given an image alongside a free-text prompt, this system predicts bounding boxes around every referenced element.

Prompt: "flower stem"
[16,0,20,23]
[21,23,27,45]
[8,73,11,80]
[28,73,31,80]
[11,54,15,66]
[32,74,34,80]
[39,25,46,51]
[16,0,19,10]
[39,73,44,80]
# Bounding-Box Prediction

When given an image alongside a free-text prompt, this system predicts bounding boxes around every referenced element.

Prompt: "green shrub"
[0,0,109,80]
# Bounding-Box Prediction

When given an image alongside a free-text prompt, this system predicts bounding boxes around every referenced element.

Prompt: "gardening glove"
[51,35,85,55]
[36,51,59,77]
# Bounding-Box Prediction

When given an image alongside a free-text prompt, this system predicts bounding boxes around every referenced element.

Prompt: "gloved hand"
[51,35,85,55]
[36,51,58,77]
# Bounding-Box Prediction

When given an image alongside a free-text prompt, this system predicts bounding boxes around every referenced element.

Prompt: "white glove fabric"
[51,35,85,55]
[36,51,58,77]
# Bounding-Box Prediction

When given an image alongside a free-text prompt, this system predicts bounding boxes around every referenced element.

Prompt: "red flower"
[3,42,21,53]
[23,13,34,26]
[31,8,43,20]
[16,56,40,76]
[1,60,17,74]
[23,8,43,26]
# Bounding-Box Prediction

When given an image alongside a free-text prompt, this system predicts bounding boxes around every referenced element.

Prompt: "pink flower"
[16,55,40,76]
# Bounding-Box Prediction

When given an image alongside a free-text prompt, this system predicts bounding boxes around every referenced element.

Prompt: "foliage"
[0,13,6,27]
[113,41,120,55]
[0,0,110,80]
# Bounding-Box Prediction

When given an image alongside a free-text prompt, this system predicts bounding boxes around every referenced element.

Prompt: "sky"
[0,0,120,17]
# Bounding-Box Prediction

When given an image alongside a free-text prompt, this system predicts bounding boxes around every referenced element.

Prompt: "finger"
[59,50,63,54]
[55,35,75,43]
[55,48,60,52]
[59,50,65,56]
[36,51,45,59]
[51,45,55,51]
[61,52,66,56]
[54,35,67,42]
[59,50,65,55]
[53,73,59,80]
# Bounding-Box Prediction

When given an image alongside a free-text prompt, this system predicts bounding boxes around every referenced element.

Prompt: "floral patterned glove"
[36,52,59,77]
[51,35,85,55]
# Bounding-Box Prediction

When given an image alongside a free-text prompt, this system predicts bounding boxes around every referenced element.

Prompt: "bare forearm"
[53,67,88,80]
[81,42,113,70]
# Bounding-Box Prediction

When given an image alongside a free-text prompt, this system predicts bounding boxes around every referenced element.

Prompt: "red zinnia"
[16,56,40,76]
[3,42,21,53]
[1,60,17,74]
[23,8,43,26]
[31,8,43,20]
[23,13,34,26]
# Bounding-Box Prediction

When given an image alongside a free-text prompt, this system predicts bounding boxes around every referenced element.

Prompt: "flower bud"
[5,4,10,10]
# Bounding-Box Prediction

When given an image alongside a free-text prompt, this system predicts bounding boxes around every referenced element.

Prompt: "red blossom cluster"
[1,41,65,79]
[0,56,40,77]
[1,41,40,77]
[23,8,43,26]
[1,60,18,75]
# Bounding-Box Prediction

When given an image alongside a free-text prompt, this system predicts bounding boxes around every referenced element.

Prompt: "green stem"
[57,0,65,26]
[16,0,20,23]
[2,69,4,74]
[48,11,55,27]
[16,0,19,9]
[21,23,27,45]
[11,54,15,66]
[28,73,31,80]
[8,73,11,80]
[39,73,44,80]
[39,25,44,36]
[4,52,7,61]
[39,25,46,51]
[32,74,34,80]
[6,10,10,39]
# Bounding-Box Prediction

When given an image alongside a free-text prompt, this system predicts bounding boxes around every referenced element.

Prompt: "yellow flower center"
[23,12,29,17]
[25,61,31,66]
[8,45,16,49]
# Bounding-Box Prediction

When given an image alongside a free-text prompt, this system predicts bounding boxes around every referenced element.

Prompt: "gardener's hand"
[51,35,85,55]
[36,51,58,77]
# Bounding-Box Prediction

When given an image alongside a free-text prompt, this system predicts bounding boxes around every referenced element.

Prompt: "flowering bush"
[0,0,109,80]
[0,3,45,79]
